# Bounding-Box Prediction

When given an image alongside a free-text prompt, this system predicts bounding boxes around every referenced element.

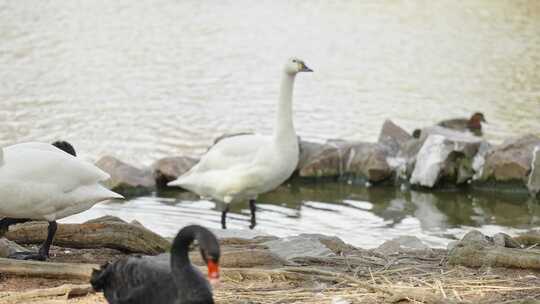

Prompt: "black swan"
[91,225,220,304]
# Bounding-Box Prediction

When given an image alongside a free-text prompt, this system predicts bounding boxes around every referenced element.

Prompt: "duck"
[0,141,123,260]
[437,112,486,135]
[167,58,313,229]
[412,112,487,138]
[91,225,220,304]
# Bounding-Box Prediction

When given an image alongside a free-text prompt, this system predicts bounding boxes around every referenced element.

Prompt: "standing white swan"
[168,58,312,229]
[0,141,124,260]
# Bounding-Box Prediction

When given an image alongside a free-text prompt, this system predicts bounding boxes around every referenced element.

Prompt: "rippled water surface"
[2,1,540,247]
[64,182,540,248]
[1,0,539,164]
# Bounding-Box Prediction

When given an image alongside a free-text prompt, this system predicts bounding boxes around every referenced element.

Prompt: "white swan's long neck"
[273,72,296,142]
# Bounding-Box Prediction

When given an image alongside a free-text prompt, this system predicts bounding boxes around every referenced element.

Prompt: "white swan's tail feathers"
[92,184,125,201]
[167,177,187,187]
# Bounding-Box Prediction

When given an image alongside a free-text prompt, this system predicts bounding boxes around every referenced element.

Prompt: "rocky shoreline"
[1,217,540,303]
[94,120,540,198]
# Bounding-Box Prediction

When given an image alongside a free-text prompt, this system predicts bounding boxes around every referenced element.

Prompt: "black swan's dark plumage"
[91,225,220,304]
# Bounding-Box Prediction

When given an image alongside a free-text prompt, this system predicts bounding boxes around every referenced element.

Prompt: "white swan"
[168,58,312,229]
[0,141,124,260]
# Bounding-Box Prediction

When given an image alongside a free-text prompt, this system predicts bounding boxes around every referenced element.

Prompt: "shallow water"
[0,1,539,165]
[2,1,540,247]
[63,181,540,248]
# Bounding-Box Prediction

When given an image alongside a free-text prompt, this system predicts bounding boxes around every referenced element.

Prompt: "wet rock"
[527,146,540,197]
[375,236,430,255]
[298,140,325,170]
[377,119,412,156]
[480,134,540,184]
[493,232,521,248]
[410,130,484,187]
[191,249,287,268]
[448,230,540,269]
[95,156,154,195]
[262,234,353,260]
[0,237,26,258]
[151,156,198,188]
[298,141,392,183]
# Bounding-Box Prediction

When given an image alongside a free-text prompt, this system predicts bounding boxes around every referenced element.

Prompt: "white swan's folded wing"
[191,134,269,173]
[3,143,110,192]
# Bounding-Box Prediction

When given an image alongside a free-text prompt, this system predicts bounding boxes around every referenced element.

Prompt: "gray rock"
[95,156,155,195]
[493,232,521,248]
[151,156,198,187]
[410,131,484,187]
[460,230,492,246]
[375,236,430,255]
[0,237,26,258]
[377,119,412,156]
[480,134,540,183]
[447,240,459,251]
[298,140,392,183]
[263,234,353,260]
[298,140,325,170]
[527,145,540,197]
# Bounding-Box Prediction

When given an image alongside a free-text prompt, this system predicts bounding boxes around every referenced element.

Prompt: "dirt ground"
[1,244,540,304]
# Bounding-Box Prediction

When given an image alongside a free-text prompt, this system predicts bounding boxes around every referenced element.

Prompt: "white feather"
[0,142,123,221]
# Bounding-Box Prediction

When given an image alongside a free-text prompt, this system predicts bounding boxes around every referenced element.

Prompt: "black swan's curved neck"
[170,225,198,273]
[170,225,220,275]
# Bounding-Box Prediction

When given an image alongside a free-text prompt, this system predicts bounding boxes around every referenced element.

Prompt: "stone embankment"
[94,120,540,197]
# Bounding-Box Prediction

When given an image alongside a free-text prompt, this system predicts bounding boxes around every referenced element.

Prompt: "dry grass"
[1,247,539,303]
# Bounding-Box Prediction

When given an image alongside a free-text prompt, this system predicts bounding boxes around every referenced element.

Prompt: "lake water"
[1,1,539,247]
[63,181,539,248]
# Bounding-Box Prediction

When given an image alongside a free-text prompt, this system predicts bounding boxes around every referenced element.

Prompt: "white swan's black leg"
[249,200,257,229]
[9,221,57,261]
[221,205,229,229]
[38,221,57,257]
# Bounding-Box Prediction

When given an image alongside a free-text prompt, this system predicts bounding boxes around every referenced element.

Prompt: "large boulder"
[95,156,154,195]
[0,237,26,258]
[151,156,198,188]
[298,140,392,183]
[479,135,540,185]
[297,140,325,170]
[410,128,485,187]
[262,234,356,260]
[377,119,413,156]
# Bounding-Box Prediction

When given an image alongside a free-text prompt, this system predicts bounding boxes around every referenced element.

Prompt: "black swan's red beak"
[207,259,220,284]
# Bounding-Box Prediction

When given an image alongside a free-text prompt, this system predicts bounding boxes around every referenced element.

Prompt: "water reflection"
[63,180,539,248]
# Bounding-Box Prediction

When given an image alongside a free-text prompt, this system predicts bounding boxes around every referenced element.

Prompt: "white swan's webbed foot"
[8,221,57,261]
[221,205,229,229]
[249,200,256,229]
[8,251,47,261]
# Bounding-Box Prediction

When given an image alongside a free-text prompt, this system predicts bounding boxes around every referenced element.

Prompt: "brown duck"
[413,112,487,138]
[437,112,486,135]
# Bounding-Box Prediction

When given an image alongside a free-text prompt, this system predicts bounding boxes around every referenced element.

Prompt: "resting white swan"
[0,141,124,260]
[168,58,312,229]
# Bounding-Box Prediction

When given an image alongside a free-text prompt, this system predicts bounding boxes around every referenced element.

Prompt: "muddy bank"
[1,219,540,303]
[94,120,540,198]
